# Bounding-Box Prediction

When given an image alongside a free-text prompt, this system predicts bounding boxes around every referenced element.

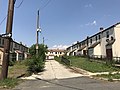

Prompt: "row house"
[46,49,65,60]
[10,41,29,61]
[66,41,80,56]
[0,36,29,65]
[67,22,120,60]
[77,39,88,56]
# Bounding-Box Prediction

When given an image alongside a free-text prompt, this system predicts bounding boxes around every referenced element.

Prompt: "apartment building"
[46,49,65,59]
[67,22,120,60]
[0,36,29,65]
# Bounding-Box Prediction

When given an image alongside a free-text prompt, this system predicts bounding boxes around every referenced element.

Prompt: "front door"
[106,49,113,60]
[83,50,86,56]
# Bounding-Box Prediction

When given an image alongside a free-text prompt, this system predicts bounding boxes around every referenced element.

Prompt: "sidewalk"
[21,60,83,80]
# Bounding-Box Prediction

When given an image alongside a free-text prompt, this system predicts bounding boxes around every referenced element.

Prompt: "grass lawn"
[8,61,28,78]
[56,56,120,73]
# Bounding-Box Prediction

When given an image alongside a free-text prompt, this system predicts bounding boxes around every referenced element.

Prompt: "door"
[83,50,86,56]
[106,49,113,60]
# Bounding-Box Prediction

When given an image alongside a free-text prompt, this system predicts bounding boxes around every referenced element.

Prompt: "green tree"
[29,44,48,57]
[29,44,36,56]
[27,44,48,73]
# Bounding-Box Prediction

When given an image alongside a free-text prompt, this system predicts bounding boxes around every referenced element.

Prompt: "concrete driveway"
[21,59,83,80]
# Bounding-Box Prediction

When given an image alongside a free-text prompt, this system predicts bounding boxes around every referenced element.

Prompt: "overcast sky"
[0,0,120,49]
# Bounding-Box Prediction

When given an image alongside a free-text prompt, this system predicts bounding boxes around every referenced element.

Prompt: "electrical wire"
[0,0,24,26]
[0,15,7,26]
[15,0,24,8]
[39,0,52,11]
[38,0,52,38]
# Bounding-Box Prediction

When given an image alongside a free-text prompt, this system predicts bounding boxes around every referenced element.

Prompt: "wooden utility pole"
[36,10,40,55]
[0,0,14,80]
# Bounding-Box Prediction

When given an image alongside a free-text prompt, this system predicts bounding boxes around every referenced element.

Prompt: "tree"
[29,44,48,59]
[27,44,48,73]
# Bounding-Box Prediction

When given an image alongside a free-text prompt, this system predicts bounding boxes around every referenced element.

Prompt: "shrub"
[27,44,47,74]
[9,60,16,66]
[27,56,45,74]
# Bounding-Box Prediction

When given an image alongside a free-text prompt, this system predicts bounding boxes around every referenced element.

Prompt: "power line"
[39,0,52,11]
[0,0,24,26]
[0,15,7,26]
[15,0,24,8]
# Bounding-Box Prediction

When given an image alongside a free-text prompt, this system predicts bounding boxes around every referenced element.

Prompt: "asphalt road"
[13,60,120,90]
[14,77,120,90]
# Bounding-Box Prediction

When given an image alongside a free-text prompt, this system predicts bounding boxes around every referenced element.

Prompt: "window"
[90,39,92,44]
[0,54,1,60]
[99,35,101,40]
[15,43,17,48]
[83,41,85,45]
[55,52,57,54]
[95,36,97,41]
[2,39,4,45]
[106,31,109,38]
[60,52,62,54]
[0,38,1,45]
[79,43,81,47]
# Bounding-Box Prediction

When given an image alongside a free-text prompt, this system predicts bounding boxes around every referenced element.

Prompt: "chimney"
[100,27,104,32]
[20,42,22,44]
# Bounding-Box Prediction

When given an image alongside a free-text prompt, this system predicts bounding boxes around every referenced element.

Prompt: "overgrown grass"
[95,72,120,81]
[69,56,120,73]
[8,60,28,78]
[55,56,120,73]
[0,60,28,89]
[0,78,21,89]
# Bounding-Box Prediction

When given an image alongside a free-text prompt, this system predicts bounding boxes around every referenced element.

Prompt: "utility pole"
[36,10,40,56]
[0,0,14,80]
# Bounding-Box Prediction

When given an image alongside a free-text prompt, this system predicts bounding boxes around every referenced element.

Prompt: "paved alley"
[21,59,83,80]
[14,60,120,90]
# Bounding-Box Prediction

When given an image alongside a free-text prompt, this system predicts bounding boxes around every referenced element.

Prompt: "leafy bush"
[27,44,47,74]
[9,60,16,66]
[26,56,45,74]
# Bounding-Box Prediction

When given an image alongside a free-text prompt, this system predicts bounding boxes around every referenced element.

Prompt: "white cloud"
[92,20,97,25]
[80,20,97,28]
[51,45,70,49]
[86,20,97,26]
[84,4,92,8]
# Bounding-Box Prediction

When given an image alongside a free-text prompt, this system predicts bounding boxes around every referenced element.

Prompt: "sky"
[0,0,120,49]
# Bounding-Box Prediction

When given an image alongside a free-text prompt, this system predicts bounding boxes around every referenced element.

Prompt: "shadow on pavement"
[35,77,83,90]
